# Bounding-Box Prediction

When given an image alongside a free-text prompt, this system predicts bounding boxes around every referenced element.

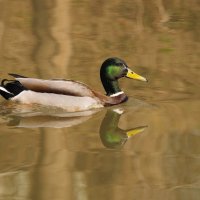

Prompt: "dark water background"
[0,1,200,199]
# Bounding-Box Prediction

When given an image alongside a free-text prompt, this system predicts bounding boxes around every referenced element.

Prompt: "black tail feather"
[0,80,27,100]
[0,86,14,99]
[4,81,27,95]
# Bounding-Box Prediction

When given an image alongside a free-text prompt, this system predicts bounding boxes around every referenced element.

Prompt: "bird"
[0,57,147,112]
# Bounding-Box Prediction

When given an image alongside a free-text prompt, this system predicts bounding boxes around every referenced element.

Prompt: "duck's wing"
[9,73,95,97]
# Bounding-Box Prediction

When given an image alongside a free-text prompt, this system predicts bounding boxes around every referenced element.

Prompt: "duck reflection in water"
[1,103,147,149]
[0,102,99,128]
[99,109,147,149]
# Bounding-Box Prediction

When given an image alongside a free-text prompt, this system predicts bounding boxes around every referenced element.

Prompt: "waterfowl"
[0,57,147,112]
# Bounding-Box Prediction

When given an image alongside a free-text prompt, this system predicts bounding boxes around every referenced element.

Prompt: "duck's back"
[12,76,95,97]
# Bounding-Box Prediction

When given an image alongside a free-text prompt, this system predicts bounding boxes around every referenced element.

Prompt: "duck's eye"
[122,68,128,76]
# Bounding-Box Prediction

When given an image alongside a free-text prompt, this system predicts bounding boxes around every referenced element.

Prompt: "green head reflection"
[99,109,147,149]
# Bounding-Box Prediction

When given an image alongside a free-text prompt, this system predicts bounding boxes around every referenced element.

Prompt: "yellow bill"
[126,126,147,138]
[126,68,148,82]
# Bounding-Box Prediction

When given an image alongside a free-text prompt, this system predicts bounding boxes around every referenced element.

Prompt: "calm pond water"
[0,1,200,200]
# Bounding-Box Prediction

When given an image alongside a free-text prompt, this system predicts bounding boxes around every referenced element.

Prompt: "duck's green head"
[100,57,147,96]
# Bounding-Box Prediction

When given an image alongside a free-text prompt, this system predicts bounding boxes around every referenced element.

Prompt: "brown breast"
[92,91,128,106]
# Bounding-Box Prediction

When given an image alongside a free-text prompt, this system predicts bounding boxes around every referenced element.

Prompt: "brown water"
[0,1,200,200]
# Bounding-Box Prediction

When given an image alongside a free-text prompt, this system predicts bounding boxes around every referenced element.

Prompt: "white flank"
[11,91,103,112]
[110,91,124,97]
[0,86,13,94]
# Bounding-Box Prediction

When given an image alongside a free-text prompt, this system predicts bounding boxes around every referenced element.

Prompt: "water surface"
[0,1,200,200]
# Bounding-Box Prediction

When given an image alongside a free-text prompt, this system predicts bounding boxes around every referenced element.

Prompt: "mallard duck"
[0,57,147,112]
